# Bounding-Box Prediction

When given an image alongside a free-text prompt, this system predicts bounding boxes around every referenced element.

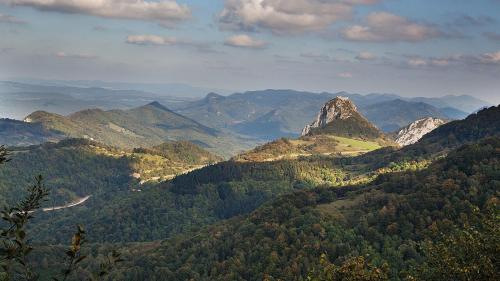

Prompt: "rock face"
[301,97,358,136]
[395,117,447,146]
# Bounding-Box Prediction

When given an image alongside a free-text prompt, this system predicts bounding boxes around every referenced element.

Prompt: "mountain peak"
[301,96,384,140]
[205,92,224,100]
[301,96,358,136]
[145,101,170,111]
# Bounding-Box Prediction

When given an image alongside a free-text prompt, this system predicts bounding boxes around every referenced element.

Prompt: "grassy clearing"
[331,136,382,151]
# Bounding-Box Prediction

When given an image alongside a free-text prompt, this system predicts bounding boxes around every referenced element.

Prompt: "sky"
[0,0,499,102]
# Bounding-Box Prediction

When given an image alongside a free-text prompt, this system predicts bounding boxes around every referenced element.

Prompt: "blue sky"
[0,0,499,102]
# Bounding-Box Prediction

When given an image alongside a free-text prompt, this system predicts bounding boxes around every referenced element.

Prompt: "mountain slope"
[24,102,254,157]
[0,138,221,206]
[0,118,64,146]
[355,105,500,170]
[410,95,493,113]
[438,106,469,120]
[394,117,447,146]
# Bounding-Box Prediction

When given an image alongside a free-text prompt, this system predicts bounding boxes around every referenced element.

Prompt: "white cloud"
[55,52,96,59]
[406,57,449,67]
[125,34,217,53]
[337,72,353,78]
[342,12,441,42]
[126,35,177,46]
[480,51,500,64]
[403,51,500,68]
[3,0,190,26]
[355,51,376,60]
[219,0,378,34]
[407,58,428,67]
[224,34,266,48]
[430,59,449,66]
[0,13,26,24]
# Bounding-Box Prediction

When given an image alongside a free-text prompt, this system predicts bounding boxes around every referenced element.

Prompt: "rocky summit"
[301,97,358,135]
[395,117,447,146]
[301,96,384,141]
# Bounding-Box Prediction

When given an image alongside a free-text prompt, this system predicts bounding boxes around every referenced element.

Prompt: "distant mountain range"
[19,102,255,157]
[0,81,191,119]
[0,81,492,143]
[360,99,449,132]
[174,90,486,139]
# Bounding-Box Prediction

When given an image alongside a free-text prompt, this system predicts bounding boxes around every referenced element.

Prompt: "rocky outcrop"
[301,97,359,136]
[395,117,447,146]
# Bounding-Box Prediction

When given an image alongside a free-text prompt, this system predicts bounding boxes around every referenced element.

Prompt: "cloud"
[126,35,177,46]
[402,50,500,68]
[55,52,97,59]
[342,12,441,42]
[407,58,428,67]
[0,13,26,24]
[480,51,500,64]
[125,34,219,53]
[484,32,500,41]
[430,59,449,66]
[3,0,191,26]
[218,0,379,34]
[355,51,376,60]
[337,72,353,78]
[224,34,266,48]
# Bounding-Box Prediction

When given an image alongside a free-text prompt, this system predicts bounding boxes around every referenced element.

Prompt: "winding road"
[42,195,91,212]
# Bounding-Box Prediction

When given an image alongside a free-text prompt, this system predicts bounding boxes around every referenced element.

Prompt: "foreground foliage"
[0,147,121,281]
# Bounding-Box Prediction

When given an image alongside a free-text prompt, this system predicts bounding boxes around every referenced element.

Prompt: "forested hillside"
[23,102,255,157]
[0,118,64,146]
[0,139,221,206]
[62,137,499,281]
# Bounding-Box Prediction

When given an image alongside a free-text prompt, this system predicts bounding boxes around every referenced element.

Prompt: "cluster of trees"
[133,141,221,165]
[0,140,133,206]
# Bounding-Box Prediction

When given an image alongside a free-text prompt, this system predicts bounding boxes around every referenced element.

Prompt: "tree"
[308,254,389,281]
